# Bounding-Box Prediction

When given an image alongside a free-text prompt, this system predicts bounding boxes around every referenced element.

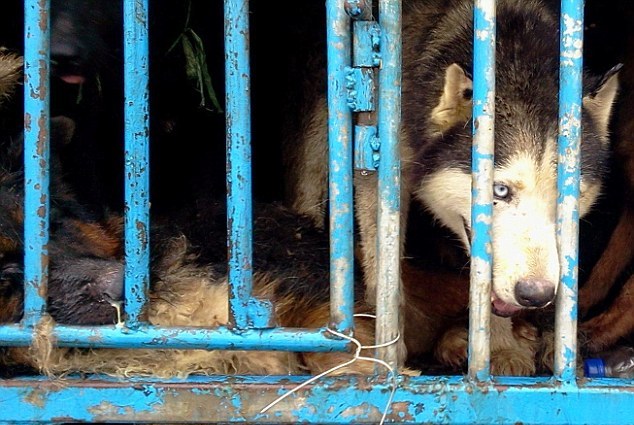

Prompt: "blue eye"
[493,183,510,200]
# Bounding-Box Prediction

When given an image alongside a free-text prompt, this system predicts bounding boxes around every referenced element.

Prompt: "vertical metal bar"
[123,0,151,328]
[22,0,50,327]
[225,0,254,330]
[554,0,583,381]
[469,0,495,381]
[376,0,402,369]
[326,0,355,335]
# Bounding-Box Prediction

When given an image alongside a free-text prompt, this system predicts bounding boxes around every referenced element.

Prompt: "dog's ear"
[583,63,622,139]
[430,63,473,134]
[0,51,23,106]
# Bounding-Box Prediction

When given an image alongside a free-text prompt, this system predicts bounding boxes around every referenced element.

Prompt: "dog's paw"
[580,314,619,353]
[491,348,536,376]
[537,330,555,373]
[434,326,468,369]
[400,367,422,377]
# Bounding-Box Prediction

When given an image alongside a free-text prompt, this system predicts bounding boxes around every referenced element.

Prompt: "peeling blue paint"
[469,0,496,381]
[375,0,402,369]
[0,324,350,351]
[326,0,355,334]
[554,0,584,382]
[224,0,256,331]
[123,0,151,329]
[3,375,634,423]
[22,0,50,328]
[11,0,625,423]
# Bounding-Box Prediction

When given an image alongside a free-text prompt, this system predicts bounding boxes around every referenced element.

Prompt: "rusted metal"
[123,0,151,329]
[375,0,402,370]
[554,0,584,382]
[469,0,496,381]
[326,0,355,335]
[22,0,50,328]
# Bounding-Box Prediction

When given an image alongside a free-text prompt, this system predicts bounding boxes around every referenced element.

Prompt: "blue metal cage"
[2,0,634,423]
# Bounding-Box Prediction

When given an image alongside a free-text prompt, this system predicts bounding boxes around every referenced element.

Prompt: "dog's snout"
[50,41,80,61]
[514,278,556,308]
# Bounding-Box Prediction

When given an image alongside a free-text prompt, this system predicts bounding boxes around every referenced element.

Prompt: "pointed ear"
[0,51,23,105]
[430,63,473,134]
[583,63,622,139]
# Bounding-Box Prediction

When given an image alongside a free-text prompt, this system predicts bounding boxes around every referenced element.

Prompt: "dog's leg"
[285,97,330,228]
[434,315,538,376]
[354,172,411,305]
[578,206,634,317]
[581,273,634,353]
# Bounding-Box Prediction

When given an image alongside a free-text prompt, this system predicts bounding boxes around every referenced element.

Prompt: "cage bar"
[123,0,151,329]
[0,324,349,351]
[375,0,402,369]
[554,0,584,381]
[326,0,355,334]
[468,0,495,380]
[22,0,51,328]
[4,375,634,424]
[224,0,256,331]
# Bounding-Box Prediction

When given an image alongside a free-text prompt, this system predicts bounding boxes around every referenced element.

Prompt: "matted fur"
[0,50,22,105]
[8,238,384,378]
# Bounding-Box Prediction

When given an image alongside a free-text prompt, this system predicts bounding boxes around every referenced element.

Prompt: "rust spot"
[36,273,48,298]
[24,113,32,131]
[24,387,47,407]
[37,0,49,31]
[389,401,414,422]
[37,205,46,218]
[37,60,48,100]
[135,220,148,251]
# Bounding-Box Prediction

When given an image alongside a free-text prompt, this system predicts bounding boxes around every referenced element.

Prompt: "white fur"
[415,137,601,307]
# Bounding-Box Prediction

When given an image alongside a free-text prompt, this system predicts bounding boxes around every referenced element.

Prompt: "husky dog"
[285,0,619,373]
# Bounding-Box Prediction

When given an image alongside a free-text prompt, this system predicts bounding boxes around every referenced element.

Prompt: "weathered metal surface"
[224,0,276,331]
[555,0,583,381]
[123,0,151,329]
[353,124,379,171]
[345,67,375,113]
[375,0,401,369]
[224,0,254,330]
[469,0,495,381]
[352,21,381,68]
[326,0,355,335]
[350,20,380,171]
[344,0,373,21]
[10,1,627,424]
[554,0,584,382]
[22,0,50,328]
[3,375,634,424]
[0,324,350,351]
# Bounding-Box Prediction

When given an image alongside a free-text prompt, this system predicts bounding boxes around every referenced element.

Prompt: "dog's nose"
[514,278,556,308]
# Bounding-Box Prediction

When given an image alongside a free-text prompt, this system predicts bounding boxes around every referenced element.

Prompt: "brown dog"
[578,30,634,353]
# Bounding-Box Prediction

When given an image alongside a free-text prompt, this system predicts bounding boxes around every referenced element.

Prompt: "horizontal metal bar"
[0,325,349,352]
[2,375,634,424]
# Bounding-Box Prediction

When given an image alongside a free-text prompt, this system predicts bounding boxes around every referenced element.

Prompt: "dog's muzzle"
[514,277,556,308]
